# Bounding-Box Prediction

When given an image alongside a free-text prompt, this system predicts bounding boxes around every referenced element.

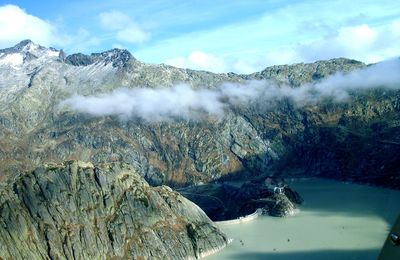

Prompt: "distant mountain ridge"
[0,40,398,188]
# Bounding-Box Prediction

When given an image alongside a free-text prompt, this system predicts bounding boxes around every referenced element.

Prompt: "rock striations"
[0,160,228,259]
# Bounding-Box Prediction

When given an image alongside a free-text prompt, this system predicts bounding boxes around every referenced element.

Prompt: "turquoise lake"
[209,178,400,260]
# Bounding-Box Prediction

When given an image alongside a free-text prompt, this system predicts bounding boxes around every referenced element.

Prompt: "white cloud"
[61,59,400,122]
[99,11,131,31]
[337,25,378,51]
[165,50,265,74]
[188,51,226,71]
[99,11,150,44]
[0,5,101,53]
[163,21,400,74]
[116,27,149,44]
[311,21,395,63]
[61,84,226,121]
[112,43,126,49]
[263,21,400,67]
[392,20,400,37]
[0,5,56,48]
[62,28,101,53]
[165,51,227,72]
[137,1,400,73]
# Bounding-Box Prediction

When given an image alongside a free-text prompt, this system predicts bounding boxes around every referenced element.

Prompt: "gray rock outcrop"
[0,160,228,259]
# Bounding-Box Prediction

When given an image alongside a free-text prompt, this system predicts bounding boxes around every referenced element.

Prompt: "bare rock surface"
[0,160,228,259]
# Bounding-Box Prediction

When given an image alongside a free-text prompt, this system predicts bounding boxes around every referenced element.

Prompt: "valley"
[0,40,399,259]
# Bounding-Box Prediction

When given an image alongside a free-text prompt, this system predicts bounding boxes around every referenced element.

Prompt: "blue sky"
[0,0,399,73]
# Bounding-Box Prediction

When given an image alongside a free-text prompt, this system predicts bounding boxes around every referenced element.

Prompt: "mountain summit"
[0,40,138,69]
[65,48,134,68]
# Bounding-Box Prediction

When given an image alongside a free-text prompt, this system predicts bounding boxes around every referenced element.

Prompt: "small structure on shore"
[264,177,285,194]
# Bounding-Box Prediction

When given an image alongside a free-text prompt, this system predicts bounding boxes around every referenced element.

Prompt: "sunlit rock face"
[0,40,399,188]
[0,160,228,259]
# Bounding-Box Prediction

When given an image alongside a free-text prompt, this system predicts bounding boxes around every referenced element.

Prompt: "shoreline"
[215,208,263,225]
[186,238,233,259]
[214,206,300,226]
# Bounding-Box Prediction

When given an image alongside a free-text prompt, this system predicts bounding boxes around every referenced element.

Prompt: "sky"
[0,0,399,73]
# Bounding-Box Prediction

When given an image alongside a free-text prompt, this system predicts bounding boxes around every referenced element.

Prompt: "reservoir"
[208,178,400,260]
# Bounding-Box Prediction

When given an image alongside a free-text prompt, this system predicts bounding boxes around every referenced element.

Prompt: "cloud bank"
[61,59,400,121]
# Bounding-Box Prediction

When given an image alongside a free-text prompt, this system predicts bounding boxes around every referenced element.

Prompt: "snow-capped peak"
[0,40,61,69]
[13,39,38,51]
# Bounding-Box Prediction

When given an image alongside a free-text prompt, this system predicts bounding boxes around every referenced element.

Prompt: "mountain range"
[0,40,398,188]
[0,40,399,258]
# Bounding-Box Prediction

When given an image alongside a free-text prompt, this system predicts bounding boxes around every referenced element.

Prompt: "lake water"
[208,178,400,260]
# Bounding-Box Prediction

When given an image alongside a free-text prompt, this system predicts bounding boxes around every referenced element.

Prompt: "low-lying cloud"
[61,59,400,121]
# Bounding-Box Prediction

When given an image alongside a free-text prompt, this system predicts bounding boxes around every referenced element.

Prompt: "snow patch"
[23,42,39,52]
[0,53,23,67]
[47,50,60,57]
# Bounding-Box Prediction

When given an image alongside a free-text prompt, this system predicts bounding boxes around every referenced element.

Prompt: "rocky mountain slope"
[0,40,399,188]
[0,160,228,259]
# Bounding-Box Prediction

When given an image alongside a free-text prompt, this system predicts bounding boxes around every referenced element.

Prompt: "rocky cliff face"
[178,179,303,220]
[0,160,228,259]
[0,40,399,188]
